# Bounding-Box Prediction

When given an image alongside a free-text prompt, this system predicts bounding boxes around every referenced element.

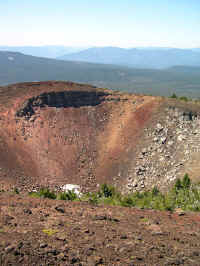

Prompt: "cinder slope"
[1,192,200,265]
[0,81,200,192]
[0,81,161,191]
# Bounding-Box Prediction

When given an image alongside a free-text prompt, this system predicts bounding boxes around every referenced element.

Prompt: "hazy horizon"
[0,45,199,49]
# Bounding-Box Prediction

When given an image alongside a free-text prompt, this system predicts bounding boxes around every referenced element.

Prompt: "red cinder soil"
[0,192,200,265]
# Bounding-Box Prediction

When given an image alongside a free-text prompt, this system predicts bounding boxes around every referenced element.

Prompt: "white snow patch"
[8,56,14,61]
[61,184,82,196]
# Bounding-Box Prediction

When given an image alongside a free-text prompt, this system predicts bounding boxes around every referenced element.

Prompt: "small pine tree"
[65,190,78,201]
[174,178,182,191]
[170,93,177,99]
[99,184,115,198]
[152,186,159,196]
[182,174,191,189]
[14,187,19,194]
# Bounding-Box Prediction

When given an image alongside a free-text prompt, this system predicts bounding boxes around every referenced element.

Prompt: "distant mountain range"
[1,46,200,69]
[58,47,200,69]
[0,45,87,58]
[0,51,200,97]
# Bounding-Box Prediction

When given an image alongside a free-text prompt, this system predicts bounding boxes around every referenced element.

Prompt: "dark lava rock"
[55,206,65,213]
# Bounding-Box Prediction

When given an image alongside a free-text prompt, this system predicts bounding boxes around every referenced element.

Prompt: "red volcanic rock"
[0,81,161,191]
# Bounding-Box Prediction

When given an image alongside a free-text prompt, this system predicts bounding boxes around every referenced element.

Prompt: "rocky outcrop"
[16,90,110,118]
[126,105,200,192]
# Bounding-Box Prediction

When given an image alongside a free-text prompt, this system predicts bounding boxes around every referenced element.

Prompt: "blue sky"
[1,0,200,48]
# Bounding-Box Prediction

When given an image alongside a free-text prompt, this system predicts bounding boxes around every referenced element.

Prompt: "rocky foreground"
[0,192,200,265]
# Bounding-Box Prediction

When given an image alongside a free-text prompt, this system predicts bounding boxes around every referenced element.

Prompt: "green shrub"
[57,192,68,200]
[121,196,135,207]
[39,188,57,199]
[174,178,183,193]
[14,187,19,194]
[28,191,41,198]
[170,93,177,99]
[119,174,196,212]
[135,191,144,199]
[179,96,188,102]
[30,188,79,201]
[27,174,200,213]
[152,186,160,196]
[98,184,116,198]
[163,194,175,211]
[57,190,78,201]
[63,190,78,201]
[182,173,191,189]
[88,192,99,205]
[29,188,56,199]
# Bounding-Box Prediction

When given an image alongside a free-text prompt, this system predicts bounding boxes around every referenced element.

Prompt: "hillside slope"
[0,81,200,193]
[1,51,200,97]
[0,45,85,58]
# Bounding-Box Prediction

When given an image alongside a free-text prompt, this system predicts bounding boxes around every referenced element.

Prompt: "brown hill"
[0,81,200,192]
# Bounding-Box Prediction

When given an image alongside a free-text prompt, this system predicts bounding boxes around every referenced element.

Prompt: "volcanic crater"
[0,81,200,193]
